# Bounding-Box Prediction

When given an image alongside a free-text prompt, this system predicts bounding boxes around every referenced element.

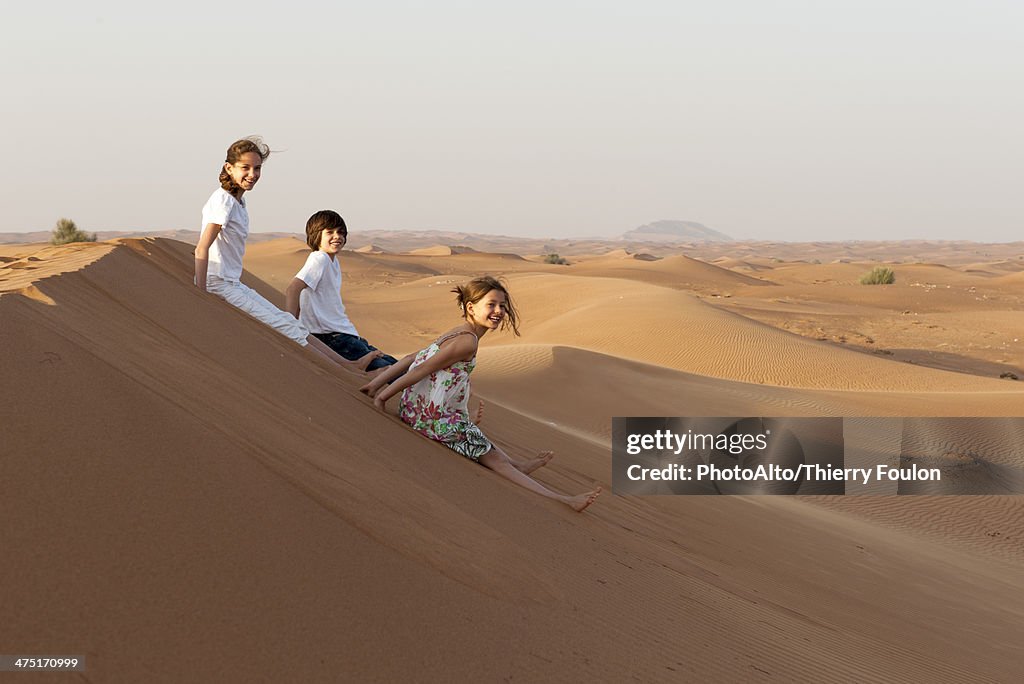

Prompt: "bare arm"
[284,277,308,319]
[359,352,416,398]
[194,223,223,291]
[377,352,416,383]
[375,335,476,407]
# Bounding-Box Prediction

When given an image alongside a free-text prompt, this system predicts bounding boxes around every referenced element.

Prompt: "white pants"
[207,277,309,346]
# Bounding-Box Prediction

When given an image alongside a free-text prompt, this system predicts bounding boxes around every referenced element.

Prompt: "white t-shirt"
[201,188,248,282]
[295,250,359,336]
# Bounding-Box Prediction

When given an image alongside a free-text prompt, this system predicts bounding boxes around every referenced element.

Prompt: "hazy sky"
[2,1,1021,241]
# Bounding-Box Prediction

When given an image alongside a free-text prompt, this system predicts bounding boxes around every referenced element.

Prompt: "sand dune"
[3,237,1024,681]
[995,270,1024,285]
[965,259,1024,274]
[346,271,1022,393]
[353,243,390,254]
[475,345,1024,445]
[407,244,480,256]
[568,251,773,292]
[712,256,772,272]
[0,241,114,291]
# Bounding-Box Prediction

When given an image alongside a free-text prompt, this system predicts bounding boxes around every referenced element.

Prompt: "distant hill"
[621,220,732,243]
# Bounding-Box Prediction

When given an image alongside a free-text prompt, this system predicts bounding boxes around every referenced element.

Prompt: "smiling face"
[223,151,263,195]
[466,289,508,331]
[318,226,347,257]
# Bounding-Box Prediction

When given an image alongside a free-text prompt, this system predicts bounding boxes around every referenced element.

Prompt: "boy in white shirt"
[285,210,399,372]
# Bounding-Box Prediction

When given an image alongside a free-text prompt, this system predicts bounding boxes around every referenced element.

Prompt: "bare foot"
[516,450,554,475]
[473,399,485,426]
[565,486,601,512]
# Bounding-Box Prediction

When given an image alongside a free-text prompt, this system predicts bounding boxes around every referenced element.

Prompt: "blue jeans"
[313,333,398,371]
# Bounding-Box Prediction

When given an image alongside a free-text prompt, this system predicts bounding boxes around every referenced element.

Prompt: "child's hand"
[374,394,388,412]
[352,349,384,372]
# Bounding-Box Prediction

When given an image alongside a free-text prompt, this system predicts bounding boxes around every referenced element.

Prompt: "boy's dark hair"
[305,210,348,251]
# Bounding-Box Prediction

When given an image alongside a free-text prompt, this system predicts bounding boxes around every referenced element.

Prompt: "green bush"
[50,218,97,245]
[544,253,569,265]
[859,266,895,285]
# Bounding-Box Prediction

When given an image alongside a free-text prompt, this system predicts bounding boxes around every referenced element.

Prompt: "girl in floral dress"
[361,276,601,512]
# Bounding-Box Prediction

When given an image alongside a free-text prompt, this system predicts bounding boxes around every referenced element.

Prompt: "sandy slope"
[567,251,774,292]
[343,271,1022,393]
[3,238,1023,682]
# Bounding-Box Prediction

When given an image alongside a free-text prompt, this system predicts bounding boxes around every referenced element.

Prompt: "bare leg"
[509,450,554,475]
[479,445,600,512]
[471,403,550,473]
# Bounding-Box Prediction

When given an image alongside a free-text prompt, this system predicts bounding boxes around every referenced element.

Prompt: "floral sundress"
[399,330,493,461]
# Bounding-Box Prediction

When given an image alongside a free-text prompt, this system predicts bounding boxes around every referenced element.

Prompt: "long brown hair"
[452,276,521,336]
[219,136,271,199]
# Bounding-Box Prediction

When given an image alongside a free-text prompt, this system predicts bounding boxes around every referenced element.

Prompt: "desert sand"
[2,236,1023,682]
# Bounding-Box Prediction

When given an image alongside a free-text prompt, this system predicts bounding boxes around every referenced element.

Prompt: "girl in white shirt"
[194,137,378,369]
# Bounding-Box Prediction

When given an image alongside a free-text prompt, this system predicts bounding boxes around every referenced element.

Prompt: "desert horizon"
[2,232,1022,681]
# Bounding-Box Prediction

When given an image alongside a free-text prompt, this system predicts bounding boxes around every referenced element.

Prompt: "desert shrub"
[50,218,97,245]
[544,253,569,265]
[860,266,895,285]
